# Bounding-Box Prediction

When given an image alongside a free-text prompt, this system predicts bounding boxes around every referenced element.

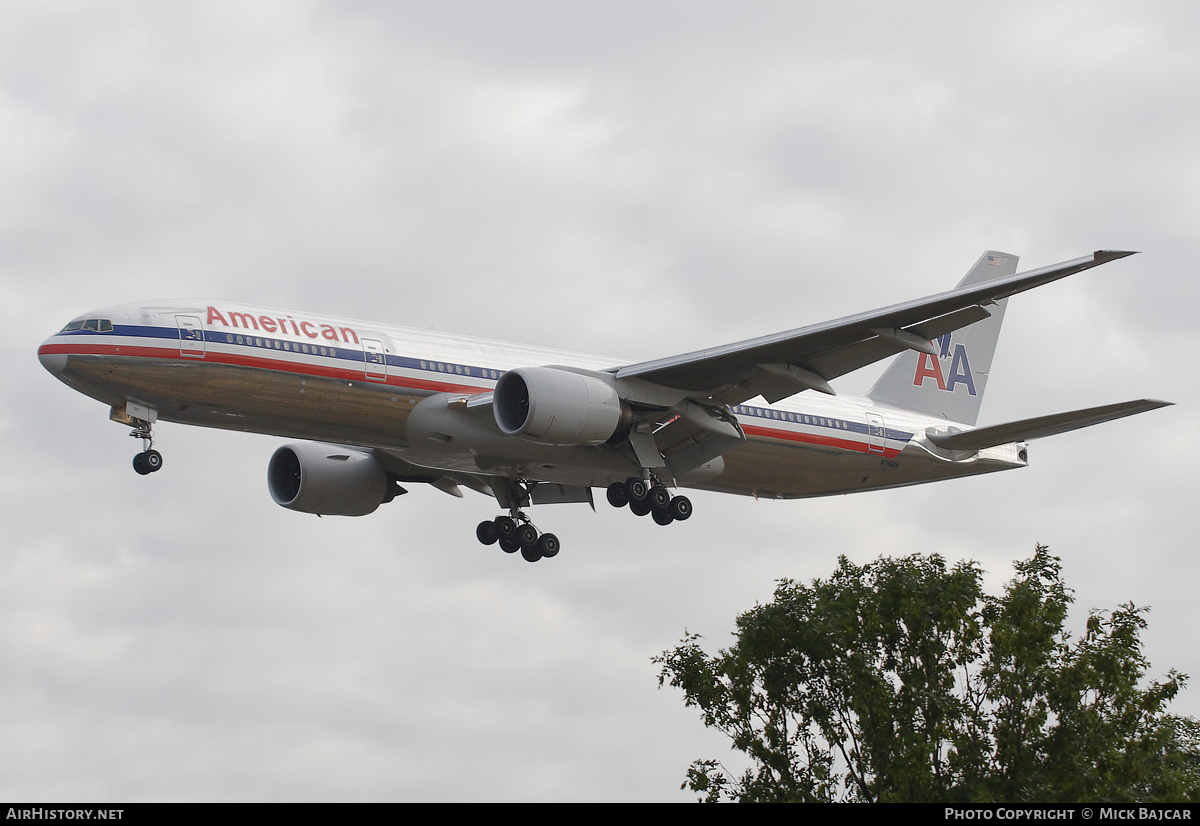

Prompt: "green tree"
[655,546,1199,802]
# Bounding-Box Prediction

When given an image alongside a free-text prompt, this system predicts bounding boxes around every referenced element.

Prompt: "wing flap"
[926,399,1172,452]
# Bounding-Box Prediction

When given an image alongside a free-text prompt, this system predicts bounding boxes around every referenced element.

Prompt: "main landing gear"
[606,477,692,526]
[476,512,560,563]
[474,476,689,561]
[129,417,163,476]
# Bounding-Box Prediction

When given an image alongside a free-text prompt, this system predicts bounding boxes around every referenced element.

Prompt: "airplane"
[38,249,1170,562]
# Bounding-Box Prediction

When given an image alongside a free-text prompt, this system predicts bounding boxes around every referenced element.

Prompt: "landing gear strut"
[129,416,163,475]
[607,476,691,526]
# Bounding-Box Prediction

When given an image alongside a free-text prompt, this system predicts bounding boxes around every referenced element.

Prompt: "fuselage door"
[362,338,388,382]
[176,315,206,358]
[866,411,886,453]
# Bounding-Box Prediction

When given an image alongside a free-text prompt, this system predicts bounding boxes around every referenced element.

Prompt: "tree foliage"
[655,546,1199,802]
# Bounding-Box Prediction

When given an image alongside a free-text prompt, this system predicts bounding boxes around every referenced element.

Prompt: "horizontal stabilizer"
[926,399,1172,452]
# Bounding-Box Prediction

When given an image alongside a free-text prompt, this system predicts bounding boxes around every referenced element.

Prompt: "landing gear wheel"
[649,485,671,510]
[499,536,521,553]
[517,523,539,549]
[606,482,629,508]
[477,520,500,545]
[521,544,543,563]
[652,508,674,526]
[494,516,517,540]
[537,533,560,558]
[626,478,649,502]
[629,499,652,517]
[669,495,693,521]
[133,450,162,475]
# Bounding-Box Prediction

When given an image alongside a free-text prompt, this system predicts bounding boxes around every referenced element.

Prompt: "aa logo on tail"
[912,334,977,395]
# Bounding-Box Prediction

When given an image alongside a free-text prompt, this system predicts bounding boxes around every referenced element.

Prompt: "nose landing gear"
[128,414,163,475]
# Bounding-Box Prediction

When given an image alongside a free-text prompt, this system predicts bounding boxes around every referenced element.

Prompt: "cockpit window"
[60,319,113,333]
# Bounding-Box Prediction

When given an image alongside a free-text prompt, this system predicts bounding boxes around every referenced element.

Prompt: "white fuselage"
[38,300,1026,500]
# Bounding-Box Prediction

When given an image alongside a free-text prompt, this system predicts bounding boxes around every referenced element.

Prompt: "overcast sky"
[2,1,1197,802]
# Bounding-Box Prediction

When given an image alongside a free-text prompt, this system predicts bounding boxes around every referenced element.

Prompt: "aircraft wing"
[612,250,1135,405]
[925,399,1172,452]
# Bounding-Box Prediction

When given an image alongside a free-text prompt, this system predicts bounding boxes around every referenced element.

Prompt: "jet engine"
[493,367,629,445]
[267,442,394,516]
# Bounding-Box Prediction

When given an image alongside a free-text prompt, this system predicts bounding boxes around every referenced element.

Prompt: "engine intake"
[268,442,392,516]
[494,367,627,445]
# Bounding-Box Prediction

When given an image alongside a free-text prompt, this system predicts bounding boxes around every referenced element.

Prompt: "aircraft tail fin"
[867,251,1017,425]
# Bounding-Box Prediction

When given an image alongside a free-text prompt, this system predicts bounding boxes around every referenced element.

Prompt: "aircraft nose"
[38,344,67,376]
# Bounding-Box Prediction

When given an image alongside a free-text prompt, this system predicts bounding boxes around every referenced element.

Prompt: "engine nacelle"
[268,442,390,516]
[494,366,627,445]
